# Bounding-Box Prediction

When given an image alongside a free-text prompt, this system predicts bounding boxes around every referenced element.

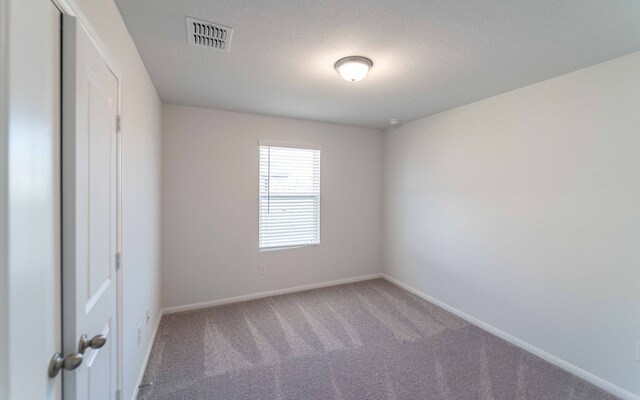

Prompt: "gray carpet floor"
[139,279,618,400]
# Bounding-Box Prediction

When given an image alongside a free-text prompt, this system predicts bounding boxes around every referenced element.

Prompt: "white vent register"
[186,17,232,51]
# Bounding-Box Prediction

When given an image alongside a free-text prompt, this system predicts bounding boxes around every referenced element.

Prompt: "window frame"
[258,141,322,251]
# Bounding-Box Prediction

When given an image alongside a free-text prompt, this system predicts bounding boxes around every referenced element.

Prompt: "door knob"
[78,333,107,354]
[48,352,83,378]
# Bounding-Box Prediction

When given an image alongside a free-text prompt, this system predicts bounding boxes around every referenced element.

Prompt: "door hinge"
[116,115,122,133]
[115,388,121,400]
[116,252,121,270]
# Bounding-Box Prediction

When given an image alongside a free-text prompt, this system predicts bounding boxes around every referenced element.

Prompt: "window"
[259,143,321,249]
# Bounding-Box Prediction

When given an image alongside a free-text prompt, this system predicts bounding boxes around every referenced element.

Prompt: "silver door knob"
[78,333,107,354]
[48,352,83,378]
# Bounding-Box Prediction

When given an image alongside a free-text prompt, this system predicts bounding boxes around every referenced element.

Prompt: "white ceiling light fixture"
[334,56,373,82]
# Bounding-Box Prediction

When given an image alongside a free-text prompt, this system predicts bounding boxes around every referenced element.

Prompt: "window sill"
[259,243,319,252]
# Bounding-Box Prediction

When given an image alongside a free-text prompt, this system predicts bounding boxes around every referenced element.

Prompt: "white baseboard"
[130,309,164,400]
[163,273,384,314]
[380,274,640,400]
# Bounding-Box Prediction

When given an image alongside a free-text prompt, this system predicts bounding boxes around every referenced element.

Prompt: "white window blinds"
[259,144,321,249]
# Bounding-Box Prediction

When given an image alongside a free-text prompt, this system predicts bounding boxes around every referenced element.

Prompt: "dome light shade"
[334,56,373,82]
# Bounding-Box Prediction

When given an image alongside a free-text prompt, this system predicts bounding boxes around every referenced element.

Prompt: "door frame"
[52,1,124,397]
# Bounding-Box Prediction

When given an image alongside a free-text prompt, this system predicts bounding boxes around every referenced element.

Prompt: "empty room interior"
[2,0,640,399]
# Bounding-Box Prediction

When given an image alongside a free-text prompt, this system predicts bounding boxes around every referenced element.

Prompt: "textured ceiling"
[115,0,640,129]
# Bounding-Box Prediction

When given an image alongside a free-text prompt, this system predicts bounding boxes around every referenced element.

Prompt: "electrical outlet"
[260,263,266,275]
[137,325,142,346]
[146,309,150,326]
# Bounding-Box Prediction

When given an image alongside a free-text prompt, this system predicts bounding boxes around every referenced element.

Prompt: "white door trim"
[56,3,125,397]
[51,0,121,76]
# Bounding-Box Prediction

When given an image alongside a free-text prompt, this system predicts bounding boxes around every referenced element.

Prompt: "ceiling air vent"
[186,17,232,51]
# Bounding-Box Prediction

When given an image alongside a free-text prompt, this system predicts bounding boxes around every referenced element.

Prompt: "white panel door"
[62,15,119,400]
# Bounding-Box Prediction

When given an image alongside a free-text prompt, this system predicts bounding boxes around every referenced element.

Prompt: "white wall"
[0,0,9,398]
[3,1,61,399]
[68,1,163,399]
[383,51,640,396]
[162,105,382,308]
